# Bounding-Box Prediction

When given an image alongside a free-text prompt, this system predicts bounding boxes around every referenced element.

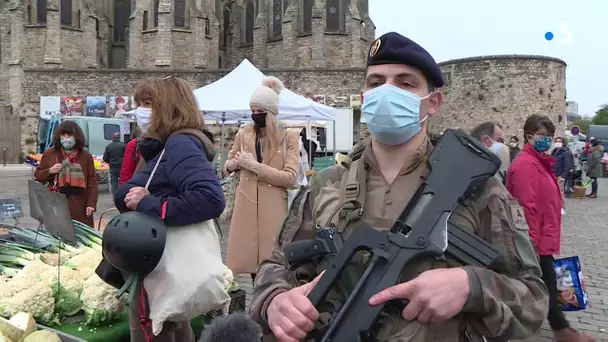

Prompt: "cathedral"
[0,0,374,73]
[0,0,375,157]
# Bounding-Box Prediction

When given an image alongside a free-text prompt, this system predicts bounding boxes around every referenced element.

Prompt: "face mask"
[533,136,552,152]
[509,142,517,148]
[252,113,267,128]
[554,142,563,149]
[490,141,504,155]
[135,107,152,132]
[60,137,75,150]
[362,84,431,146]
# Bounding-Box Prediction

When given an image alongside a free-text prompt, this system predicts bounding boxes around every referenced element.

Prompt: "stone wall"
[432,55,567,140]
[17,67,366,153]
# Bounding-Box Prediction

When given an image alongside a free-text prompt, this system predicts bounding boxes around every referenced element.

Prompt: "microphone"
[199,312,262,342]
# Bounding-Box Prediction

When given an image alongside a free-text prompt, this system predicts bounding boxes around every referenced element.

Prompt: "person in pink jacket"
[507,114,595,342]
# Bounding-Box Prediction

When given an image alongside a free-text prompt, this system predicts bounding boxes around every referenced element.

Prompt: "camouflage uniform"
[251,138,549,341]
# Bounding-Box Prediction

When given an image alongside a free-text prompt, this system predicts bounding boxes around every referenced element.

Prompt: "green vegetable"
[0,264,20,277]
[84,309,121,327]
[50,282,83,318]
[72,221,103,250]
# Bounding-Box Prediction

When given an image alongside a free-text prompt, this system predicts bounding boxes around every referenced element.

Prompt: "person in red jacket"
[119,80,153,185]
[507,114,595,342]
[119,133,141,185]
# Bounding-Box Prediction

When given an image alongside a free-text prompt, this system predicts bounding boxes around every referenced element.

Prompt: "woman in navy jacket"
[115,76,225,342]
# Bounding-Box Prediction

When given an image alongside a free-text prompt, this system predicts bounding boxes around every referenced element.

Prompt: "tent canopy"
[193,59,336,122]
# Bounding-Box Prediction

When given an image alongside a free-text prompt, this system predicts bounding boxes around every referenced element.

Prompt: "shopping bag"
[553,256,588,311]
[142,149,231,335]
[144,219,232,335]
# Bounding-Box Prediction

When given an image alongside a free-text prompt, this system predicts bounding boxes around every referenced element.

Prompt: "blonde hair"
[147,76,203,141]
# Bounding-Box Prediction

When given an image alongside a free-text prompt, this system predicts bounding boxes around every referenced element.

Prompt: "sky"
[369,0,607,118]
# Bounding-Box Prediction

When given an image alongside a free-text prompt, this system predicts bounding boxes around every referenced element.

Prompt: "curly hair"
[52,120,86,151]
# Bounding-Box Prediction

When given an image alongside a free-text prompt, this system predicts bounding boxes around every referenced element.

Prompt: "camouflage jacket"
[250,139,548,342]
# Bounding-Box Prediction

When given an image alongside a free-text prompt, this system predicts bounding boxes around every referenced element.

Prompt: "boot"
[587,193,598,198]
[554,327,596,342]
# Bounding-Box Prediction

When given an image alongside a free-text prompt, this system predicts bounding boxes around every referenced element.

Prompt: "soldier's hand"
[267,272,324,342]
[369,268,470,324]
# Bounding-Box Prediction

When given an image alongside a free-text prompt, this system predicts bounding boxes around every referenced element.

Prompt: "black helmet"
[102,211,167,276]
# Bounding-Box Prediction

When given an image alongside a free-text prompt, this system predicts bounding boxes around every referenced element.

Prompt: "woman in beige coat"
[225,76,301,280]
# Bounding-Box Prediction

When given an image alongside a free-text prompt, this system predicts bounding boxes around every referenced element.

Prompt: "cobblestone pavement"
[1,164,607,341]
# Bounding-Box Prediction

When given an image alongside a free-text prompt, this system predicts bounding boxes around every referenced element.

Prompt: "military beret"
[366,32,444,88]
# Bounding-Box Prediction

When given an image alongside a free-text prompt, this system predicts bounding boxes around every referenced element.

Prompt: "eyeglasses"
[162,75,175,80]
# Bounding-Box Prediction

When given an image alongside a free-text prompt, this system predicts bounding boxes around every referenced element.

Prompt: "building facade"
[0,0,375,157]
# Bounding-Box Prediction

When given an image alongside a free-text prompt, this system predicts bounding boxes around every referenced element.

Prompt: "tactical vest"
[305,146,492,342]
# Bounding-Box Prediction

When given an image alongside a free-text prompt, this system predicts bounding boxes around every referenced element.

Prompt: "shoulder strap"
[335,158,367,228]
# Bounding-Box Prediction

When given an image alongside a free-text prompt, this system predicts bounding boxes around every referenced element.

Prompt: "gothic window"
[60,0,72,26]
[301,0,313,34]
[174,0,186,28]
[244,0,254,44]
[218,56,223,69]
[283,0,288,13]
[76,10,80,28]
[204,18,210,36]
[271,0,282,38]
[143,11,149,30]
[114,0,130,42]
[254,0,259,17]
[325,0,344,32]
[221,4,230,48]
[27,5,32,24]
[37,0,47,24]
[153,0,159,27]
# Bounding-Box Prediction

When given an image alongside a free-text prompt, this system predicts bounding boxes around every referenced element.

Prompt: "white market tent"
[193,59,336,122]
[193,59,338,166]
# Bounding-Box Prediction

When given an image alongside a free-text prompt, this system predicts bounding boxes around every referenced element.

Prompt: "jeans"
[591,177,598,194]
[539,255,570,330]
[110,171,120,197]
[564,174,574,193]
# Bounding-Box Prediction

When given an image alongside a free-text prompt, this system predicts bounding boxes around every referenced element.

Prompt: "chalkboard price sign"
[0,198,24,221]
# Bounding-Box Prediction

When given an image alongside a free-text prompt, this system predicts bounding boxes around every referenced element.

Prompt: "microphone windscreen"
[199,312,262,342]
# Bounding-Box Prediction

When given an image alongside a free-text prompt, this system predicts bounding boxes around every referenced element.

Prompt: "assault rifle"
[283,129,501,342]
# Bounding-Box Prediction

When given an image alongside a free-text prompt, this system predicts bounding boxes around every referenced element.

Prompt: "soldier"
[250,32,549,342]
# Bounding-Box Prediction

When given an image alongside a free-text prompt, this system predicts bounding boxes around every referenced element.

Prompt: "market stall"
[0,221,243,341]
[193,58,337,171]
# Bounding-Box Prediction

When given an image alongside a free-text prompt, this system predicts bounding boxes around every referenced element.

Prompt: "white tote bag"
[142,149,231,336]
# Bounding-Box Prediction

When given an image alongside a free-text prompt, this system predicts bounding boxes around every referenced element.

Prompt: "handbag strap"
[144,149,168,219]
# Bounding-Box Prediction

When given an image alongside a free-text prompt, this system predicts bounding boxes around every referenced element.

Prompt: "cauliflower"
[12,260,51,284]
[221,265,234,292]
[38,266,86,293]
[0,282,55,324]
[65,249,102,270]
[80,274,125,326]
[64,249,102,279]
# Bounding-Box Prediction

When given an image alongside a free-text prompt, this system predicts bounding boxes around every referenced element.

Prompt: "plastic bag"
[144,219,231,335]
[553,256,588,311]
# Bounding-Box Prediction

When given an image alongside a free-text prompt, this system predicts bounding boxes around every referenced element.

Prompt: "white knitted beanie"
[249,76,284,115]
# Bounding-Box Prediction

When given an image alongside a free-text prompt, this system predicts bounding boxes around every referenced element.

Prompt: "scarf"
[57,149,87,191]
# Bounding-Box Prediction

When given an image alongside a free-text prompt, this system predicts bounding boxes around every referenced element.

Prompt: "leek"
[0,264,20,277]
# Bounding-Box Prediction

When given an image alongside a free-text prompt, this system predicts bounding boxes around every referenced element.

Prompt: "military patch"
[509,204,528,231]
[369,39,382,57]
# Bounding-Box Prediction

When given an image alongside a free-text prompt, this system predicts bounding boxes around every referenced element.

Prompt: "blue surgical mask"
[135,107,152,133]
[362,84,431,146]
[533,136,552,152]
[490,141,502,154]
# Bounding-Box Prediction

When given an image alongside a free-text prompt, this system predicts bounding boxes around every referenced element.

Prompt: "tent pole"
[333,120,336,157]
[221,114,226,171]
[307,118,312,167]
